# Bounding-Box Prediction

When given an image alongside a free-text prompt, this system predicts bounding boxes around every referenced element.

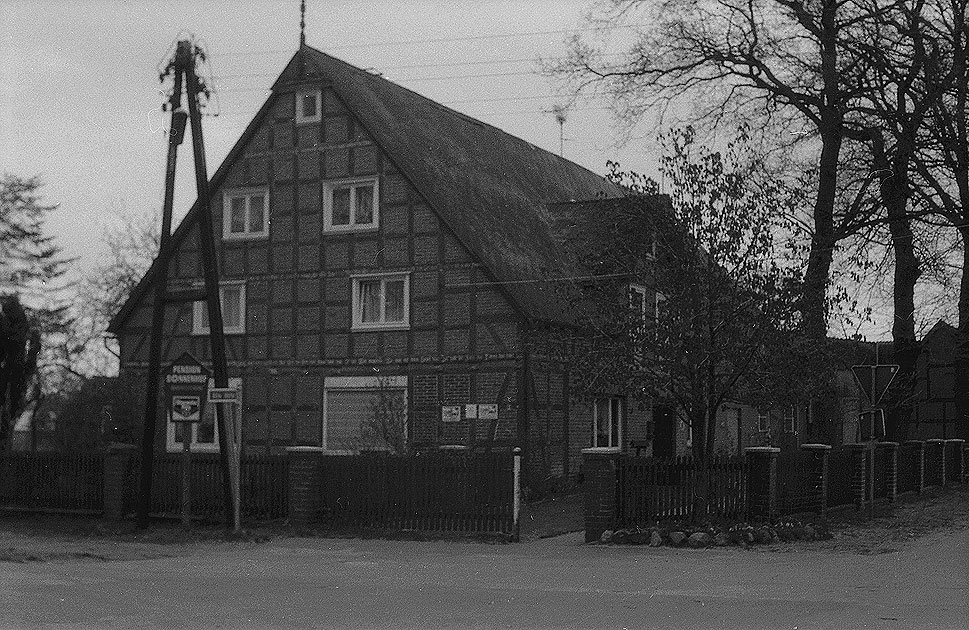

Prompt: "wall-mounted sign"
[442,405,461,423]
[208,387,240,403]
[464,404,478,419]
[479,404,498,420]
[171,395,201,423]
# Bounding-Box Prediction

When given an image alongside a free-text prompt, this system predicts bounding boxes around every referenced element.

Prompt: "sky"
[0,0,659,280]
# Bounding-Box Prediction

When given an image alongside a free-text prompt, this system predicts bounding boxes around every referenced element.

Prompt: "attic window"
[296,89,321,124]
[223,189,269,240]
[323,178,379,232]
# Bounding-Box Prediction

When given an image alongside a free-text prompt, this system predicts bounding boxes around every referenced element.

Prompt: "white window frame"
[784,404,797,433]
[322,375,408,454]
[757,412,770,433]
[222,188,269,240]
[193,281,246,335]
[592,397,623,448]
[296,88,322,124]
[684,417,693,447]
[629,284,649,321]
[323,177,380,233]
[350,272,410,331]
[166,377,240,453]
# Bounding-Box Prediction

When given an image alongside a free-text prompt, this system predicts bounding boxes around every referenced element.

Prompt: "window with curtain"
[351,273,410,330]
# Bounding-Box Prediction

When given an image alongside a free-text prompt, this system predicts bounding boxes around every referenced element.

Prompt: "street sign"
[208,387,240,403]
[851,364,899,406]
[163,352,210,423]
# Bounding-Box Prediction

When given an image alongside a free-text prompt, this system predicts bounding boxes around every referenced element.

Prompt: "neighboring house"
[107,44,627,486]
[913,320,957,439]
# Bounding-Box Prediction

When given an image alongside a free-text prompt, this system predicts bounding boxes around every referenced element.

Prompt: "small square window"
[351,273,410,330]
[324,178,379,232]
[223,189,269,240]
[296,89,322,124]
[193,282,246,335]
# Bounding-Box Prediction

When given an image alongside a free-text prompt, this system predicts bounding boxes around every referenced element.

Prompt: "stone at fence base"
[669,531,687,546]
[599,529,613,544]
[688,532,711,548]
[714,533,730,547]
[650,530,663,547]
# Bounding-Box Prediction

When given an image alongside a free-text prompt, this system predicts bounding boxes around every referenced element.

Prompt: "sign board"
[464,404,478,419]
[208,387,240,403]
[851,364,899,406]
[478,404,498,421]
[171,395,201,423]
[441,406,461,423]
[858,409,886,442]
[163,352,210,423]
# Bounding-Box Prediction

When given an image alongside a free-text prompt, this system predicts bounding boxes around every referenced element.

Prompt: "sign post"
[851,363,898,516]
[209,386,241,533]
[164,353,210,528]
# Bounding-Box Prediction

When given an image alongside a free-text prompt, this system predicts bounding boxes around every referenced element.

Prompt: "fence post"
[582,447,620,543]
[513,447,522,542]
[964,442,969,484]
[286,446,323,528]
[800,444,831,519]
[904,440,924,493]
[944,439,964,484]
[103,444,137,520]
[926,439,945,487]
[877,442,899,502]
[744,447,779,521]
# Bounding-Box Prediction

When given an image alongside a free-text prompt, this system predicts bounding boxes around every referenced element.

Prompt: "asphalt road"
[2,528,967,629]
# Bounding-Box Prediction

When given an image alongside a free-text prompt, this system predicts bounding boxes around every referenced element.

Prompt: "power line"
[213,70,542,92]
[215,24,646,56]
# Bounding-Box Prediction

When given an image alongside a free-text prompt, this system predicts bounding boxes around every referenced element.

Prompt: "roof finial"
[300,0,306,47]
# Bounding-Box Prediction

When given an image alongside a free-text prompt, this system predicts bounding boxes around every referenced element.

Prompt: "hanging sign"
[163,352,210,424]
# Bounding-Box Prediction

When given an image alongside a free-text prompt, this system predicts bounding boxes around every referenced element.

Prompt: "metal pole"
[183,42,236,530]
[137,48,187,530]
[512,447,521,542]
[181,426,191,527]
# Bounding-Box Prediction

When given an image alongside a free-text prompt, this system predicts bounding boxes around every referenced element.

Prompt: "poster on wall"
[479,404,498,420]
[441,405,461,423]
[464,404,478,419]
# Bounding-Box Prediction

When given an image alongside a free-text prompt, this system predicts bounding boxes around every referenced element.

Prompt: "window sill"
[323,223,379,234]
[296,116,322,125]
[222,231,269,241]
[192,329,246,336]
[167,445,220,453]
[351,322,410,332]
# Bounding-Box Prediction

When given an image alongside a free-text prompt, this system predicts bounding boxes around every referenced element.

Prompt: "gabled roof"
[109,45,623,332]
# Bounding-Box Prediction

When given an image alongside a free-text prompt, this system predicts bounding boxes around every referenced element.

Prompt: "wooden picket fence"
[124,452,289,521]
[615,454,747,526]
[316,451,515,534]
[0,451,104,513]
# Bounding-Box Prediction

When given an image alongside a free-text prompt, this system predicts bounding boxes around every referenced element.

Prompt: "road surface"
[2,528,966,629]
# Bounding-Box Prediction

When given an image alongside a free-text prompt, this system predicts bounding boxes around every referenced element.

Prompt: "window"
[684,417,693,447]
[296,88,321,124]
[351,273,409,330]
[193,282,246,335]
[630,284,665,340]
[757,412,769,433]
[324,178,379,232]
[784,405,796,433]
[222,189,269,239]
[166,377,241,452]
[323,376,407,453]
[592,397,622,448]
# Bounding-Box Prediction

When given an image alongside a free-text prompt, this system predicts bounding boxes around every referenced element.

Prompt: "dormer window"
[223,189,269,240]
[296,88,322,124]
[324,178,379,232]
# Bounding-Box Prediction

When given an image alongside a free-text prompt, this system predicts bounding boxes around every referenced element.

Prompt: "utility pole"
[137,39,237,531]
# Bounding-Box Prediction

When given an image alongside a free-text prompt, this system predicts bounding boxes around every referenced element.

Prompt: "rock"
[688,532,712,548]
[650,531,663,547]
[803,525,816,540]
[627,530,649,545]
[777,527,795,542]
[752,527,771,544]
[669,531,687,546]
[612,529,629,544]
[791,526,807,540]
[599,530,613,544]
[714,533,730,547]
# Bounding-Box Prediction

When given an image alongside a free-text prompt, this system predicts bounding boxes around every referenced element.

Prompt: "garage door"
[325,388,406,452]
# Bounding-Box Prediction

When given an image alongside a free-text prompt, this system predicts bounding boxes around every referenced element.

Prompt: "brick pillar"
[944,439,965,484]
[286,446,324,527]
[877,442,899,502]
[582,447,620,543]
[964,443,969,484]
[846,444,870,510]
[800,444,831,518]
[102,444,137,520]
[926,439,945,487]
[905,440,925,493]
[745,447,779,521]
